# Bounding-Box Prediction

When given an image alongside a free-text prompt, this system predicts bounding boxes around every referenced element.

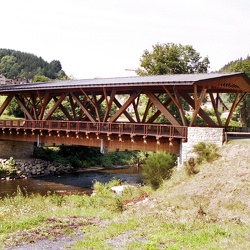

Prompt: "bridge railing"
[0,120,187,140]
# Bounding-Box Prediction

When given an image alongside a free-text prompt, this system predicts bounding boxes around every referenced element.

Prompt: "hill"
[126,140,250,224]
[0,49,67,80]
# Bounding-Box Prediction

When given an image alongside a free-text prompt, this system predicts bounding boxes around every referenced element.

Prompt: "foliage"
[136,43,210,76]
[34,146,140,169]
[220,57,250,127]
[0,157,17,178]
[142,151,177,190]
[192,142,220,165]
[6,99,24,118]
[33,75,51,82]
[0,49,67,80]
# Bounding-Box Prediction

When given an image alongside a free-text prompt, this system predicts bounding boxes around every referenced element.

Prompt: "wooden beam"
[0,94,14,116]
[142,98,153,123]
[209,93,222,126]
[225,92,246,127]
[103,88,116,122]
[53,96,73,120]
[71,92,96,123]
[80,88,101,121]
[182,92,217,126]
[173,88,187,126]
[69,95,77,120]
[113,98,136,123]
[15,95,33,120]
[146,98,172,123]
[109,92,139,122]
[144,91,181,126]
[44,94,67,120]
[132,97,141,122]
[162,86,179,107]
[91,91,101,122]
[189,87,207,126]
[38,92,52,120]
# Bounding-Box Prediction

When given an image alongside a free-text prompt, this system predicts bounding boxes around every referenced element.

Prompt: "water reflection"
[0,167,142,198]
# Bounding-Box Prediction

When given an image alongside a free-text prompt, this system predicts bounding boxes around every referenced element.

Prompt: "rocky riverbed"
[0,158,74,180]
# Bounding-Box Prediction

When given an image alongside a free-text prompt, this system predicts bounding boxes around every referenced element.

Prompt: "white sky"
[1,0,249,79]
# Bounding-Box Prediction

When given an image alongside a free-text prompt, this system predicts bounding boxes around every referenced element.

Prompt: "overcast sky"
[1,0,249,79]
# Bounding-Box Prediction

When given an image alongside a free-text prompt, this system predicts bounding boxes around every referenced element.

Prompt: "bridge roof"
[0,72,250,93]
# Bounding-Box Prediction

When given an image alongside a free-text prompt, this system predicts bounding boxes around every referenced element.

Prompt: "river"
[0,167,142,198]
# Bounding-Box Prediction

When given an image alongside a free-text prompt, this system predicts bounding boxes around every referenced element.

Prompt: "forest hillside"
[0,49,67,81]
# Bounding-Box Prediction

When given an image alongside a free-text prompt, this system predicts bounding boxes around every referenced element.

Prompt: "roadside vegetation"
[0,142,250,249]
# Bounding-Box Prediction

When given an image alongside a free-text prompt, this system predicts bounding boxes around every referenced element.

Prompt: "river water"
[0,167,142,198]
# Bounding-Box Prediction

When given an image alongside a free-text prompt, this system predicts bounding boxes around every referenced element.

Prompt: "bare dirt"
[6,140,250,249]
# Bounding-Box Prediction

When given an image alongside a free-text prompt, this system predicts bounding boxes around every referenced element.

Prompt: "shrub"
[184,157,200,176]
[142,151,177,190]
[192,142,219,164]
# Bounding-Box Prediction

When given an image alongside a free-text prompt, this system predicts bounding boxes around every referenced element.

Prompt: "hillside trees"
[0,49,67,80]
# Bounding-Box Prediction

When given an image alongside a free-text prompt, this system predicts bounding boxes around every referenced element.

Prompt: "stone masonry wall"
[0,141,34,159]
[179,127,224,166]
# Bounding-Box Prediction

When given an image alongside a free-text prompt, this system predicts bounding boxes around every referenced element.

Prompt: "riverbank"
[0,156,137,181]
[1,141,250,249]
[0,158,74,180]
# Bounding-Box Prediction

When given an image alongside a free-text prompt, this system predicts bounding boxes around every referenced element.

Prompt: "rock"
[110,185,131,195]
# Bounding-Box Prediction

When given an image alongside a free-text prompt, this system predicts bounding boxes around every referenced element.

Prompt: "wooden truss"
[0,84,247,128]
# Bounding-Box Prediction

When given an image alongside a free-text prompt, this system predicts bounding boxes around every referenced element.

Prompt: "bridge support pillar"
[179,127,225,167]
[0,141,34,159]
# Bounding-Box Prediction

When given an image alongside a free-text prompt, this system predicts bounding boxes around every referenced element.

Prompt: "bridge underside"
[0,72,249,153]
[0,131,180,154]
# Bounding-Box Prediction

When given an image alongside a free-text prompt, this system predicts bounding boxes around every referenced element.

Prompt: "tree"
[142,151,177,190]
[33,75,51,82]
[0,55,20,78]
[0,49,68,80]
[220,58,250,126]
[136,43,209,124]
[136,43,210,76]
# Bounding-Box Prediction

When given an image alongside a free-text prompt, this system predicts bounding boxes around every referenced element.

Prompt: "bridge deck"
[0,120,187,140]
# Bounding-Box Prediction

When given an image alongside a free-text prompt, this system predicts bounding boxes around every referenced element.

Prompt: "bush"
[142,151,177,190]
[184,157,200,176]
[192,142,219,164]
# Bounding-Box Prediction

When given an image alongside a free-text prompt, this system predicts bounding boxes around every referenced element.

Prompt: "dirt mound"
[127,141,250,223]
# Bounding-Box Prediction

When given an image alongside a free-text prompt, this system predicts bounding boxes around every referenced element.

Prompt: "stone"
[110,185,130,195]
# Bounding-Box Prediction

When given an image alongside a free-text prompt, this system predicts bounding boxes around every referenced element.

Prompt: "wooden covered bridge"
[0,72,249,155]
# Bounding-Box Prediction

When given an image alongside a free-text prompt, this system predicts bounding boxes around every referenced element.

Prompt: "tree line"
[0,49,68,81]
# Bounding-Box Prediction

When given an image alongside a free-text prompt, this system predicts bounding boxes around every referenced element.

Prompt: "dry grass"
[126,141,250,224]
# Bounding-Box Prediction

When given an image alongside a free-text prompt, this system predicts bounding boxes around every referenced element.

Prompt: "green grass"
[73,215,250,250]
[0,184,249,250]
